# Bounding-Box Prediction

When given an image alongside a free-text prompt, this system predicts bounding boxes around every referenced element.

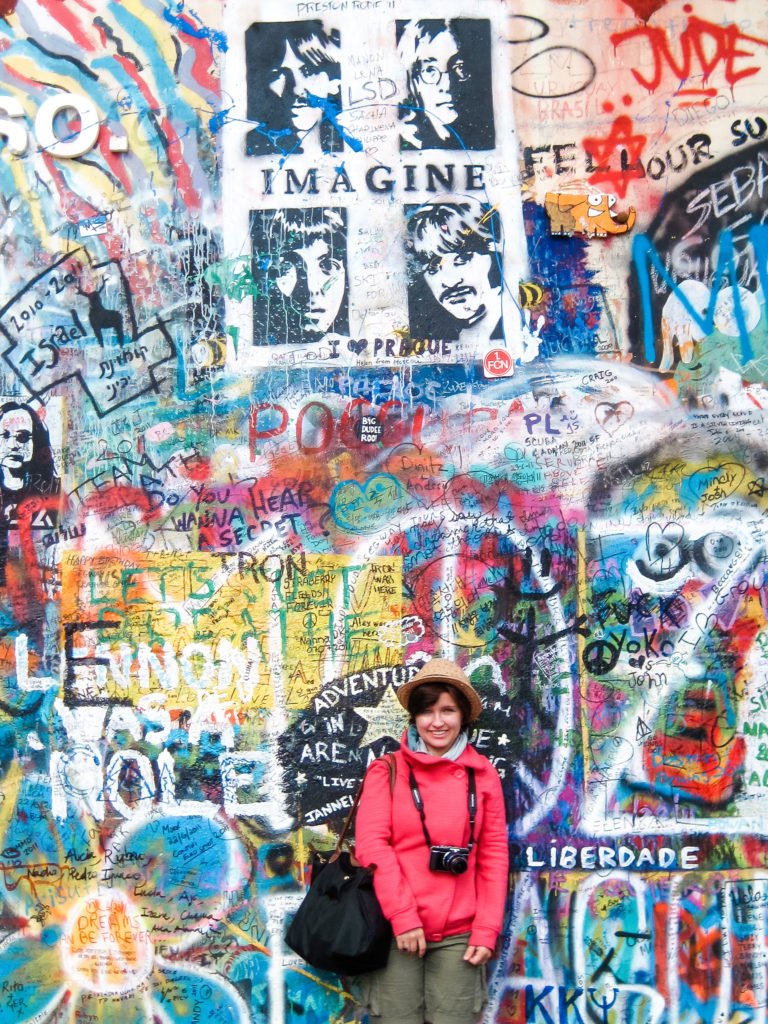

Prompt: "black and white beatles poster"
[222,0,526,369]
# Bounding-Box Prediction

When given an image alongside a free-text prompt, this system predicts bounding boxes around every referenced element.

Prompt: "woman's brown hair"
[407,682,472,728]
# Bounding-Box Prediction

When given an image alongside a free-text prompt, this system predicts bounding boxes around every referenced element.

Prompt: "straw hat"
[396,658,483,722]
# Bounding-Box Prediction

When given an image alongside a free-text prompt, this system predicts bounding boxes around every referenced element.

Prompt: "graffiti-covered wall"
[0,0,767,1021]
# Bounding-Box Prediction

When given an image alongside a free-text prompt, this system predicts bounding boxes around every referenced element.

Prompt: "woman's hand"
[463,945,493,966]
[395,927,427,957]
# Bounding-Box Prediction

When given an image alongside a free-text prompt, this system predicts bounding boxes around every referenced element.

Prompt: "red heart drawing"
[621,0,669,20]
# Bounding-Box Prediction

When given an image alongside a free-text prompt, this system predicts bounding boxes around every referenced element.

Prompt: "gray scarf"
[406,725,468,761]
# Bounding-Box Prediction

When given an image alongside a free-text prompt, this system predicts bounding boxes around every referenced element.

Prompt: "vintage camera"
[429,845,470,875]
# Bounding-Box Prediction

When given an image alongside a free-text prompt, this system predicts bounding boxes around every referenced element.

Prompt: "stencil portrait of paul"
[251,207,349,346]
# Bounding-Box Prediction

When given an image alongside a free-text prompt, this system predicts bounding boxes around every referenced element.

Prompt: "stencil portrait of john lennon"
[245,20,343,157]
[251,207,349,346]
[396,18,495,151]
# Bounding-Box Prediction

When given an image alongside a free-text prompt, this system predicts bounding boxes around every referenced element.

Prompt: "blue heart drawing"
[329,474,403,533]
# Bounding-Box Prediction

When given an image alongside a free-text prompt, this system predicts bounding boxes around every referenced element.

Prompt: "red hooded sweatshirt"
[355,732,508,950]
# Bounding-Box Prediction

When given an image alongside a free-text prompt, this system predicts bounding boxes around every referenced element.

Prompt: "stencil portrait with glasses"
[396,18,495,151]
[0,402,59,505]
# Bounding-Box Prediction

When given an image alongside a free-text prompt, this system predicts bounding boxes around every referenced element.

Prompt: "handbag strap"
[335,752,397,854]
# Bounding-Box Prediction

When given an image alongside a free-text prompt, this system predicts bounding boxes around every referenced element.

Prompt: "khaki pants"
[356,932,487,1024]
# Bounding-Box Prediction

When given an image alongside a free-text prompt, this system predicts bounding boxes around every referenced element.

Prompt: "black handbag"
[285,755,395,975]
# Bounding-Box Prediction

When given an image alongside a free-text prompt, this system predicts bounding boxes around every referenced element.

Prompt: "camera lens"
[445,852,468,875]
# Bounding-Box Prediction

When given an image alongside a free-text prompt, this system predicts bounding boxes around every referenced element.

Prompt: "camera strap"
[408,765,477,851]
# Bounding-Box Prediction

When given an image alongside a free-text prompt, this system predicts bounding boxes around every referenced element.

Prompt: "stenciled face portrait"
[251,207,348,345]
[245,20,342,157]
[0,408,34,490]
[412,28,465,130]
[267,38,336,136]
[421,244,494,326]
[397,18,495,151]
[406,199,502,342]
[0,401,60,509]
[273,235,346,337]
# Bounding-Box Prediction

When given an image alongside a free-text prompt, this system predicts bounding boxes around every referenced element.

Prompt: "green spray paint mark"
[204,257,262,302]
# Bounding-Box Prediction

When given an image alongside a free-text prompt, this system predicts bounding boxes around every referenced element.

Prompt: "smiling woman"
[353,658,508,1024]
[413,688,464,754]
